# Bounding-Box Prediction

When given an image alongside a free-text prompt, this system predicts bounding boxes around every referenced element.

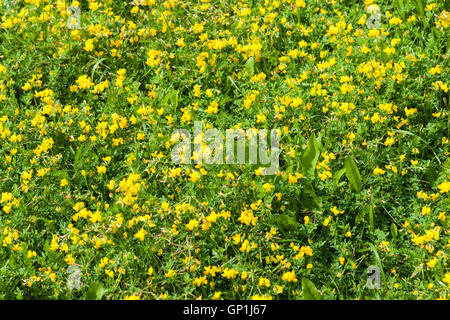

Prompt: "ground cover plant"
[0,0,449,300]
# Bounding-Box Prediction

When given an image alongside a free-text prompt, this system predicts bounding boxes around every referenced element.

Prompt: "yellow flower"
[258,277,271,287]
[190,171,200,183]
[105,269,114,278]
[192,276,208,286]
[373,167,386,175]
[281,270,297,282]
[64,254,75,266]
[137,132,145,140]
[437,181,450,193]
[134,228,147,241]
[238,208,258,226]
[384,137,395,146]
[99,257,109,268]
[443,273,450,286]
[421,206,431,216]
[89,1,100,11]
[256,114,266,123]
[254,167,263,176]
[193,85,202,97]
[75,75,94,89]
[262,183,274,192]
[221,268,239,279]
[130,6,139,14]
[425,3,436,12]
[205,100,219,114]
[146,49,162,67]
[83,39,95,52]
[426,257,438,269]
[330,206,342,215]
[273,285,283,294]
[60,179,69,187]
[165,269,176,278]
[176,37,185,48]
[186,219,199,231]
[107,180,116,190]
[97,166,107,174]
[389,17,403,25]
[251,294,272,300]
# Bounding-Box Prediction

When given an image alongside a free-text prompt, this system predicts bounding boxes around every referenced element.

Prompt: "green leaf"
[74,146,86,175]
[368,206,375,235]
[86,282,105,300]
[227,75,241,93]
[393,0,405,20]
[302,278,322,300]
[163,89,179,111]
[300,133,320,174]
[413,0,425,21]
[439,157,450,180]
[91,58,106,80]
[390,223,398,240]
[268,214,300,233]
[424,165,439,185]
[245,57,255,78]
[333,168,345,187]
[51,170,70,180]
[368,243,385,282]
[298,188,321,210]
[344,156,362,193]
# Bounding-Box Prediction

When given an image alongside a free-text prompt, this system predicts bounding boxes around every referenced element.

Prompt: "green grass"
[0,0,449,300]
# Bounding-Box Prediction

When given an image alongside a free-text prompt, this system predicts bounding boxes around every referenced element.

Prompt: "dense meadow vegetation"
[0,0,449,300]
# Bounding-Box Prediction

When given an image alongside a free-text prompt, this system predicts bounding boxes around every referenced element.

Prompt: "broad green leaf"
[424,165,439,185]
[74,146,86,175]
[170,90,178,109]
[302,278,322,300]
[393,0,405,20]
[51,170,69,180]
[245,57,255,78]
[298,188,321,210]
[227,75,241,93]
[344,156,362,193]
[300,133,320,173]
[439,157,450,180]
[413,0,425,21]
[268,214,300,233]
[86,282,105,300]
[164,89,179,110]
[390,223,398,240]
[368,243,385,282]
[91,58,106,80]
[333,168,345,187]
